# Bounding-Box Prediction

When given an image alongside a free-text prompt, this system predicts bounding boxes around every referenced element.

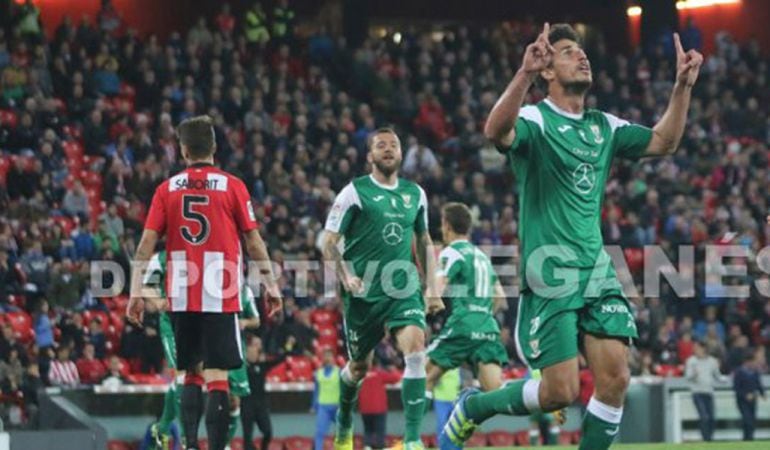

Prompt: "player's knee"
[595,365,630,400]
[403,351,427,379]
[396,326,425,353]
[347,361,370,381]
[541,376,579,410]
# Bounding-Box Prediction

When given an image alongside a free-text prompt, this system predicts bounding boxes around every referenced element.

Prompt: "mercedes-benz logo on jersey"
[573,163,596,194]
[382,222,404,246]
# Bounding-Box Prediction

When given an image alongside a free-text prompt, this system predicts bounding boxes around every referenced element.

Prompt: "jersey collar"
[449,238,469,245]
[189,162,214,168]
[369,174,399,190]
[544,98,584,120]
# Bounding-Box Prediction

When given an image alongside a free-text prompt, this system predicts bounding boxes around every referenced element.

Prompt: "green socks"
[465,379,540,423]
[157,383,179,434]
[579,397,623,450]
[336,367,360,435]
[423,390,434,416]
[402,377,427,442]
[227,407,240,444]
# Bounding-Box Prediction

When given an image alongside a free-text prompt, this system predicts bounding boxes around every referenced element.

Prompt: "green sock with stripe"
[402,376,427,442]
[157,383,178,434]
[336,367,360,437]
[578,396,622,450]
[464,379,540,423]
[226,407,240,444]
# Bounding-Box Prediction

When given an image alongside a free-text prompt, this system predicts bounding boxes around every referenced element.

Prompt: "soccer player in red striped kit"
[127,115,282,450]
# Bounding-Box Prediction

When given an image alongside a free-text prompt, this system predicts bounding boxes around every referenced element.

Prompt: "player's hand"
[125,296,144,328]
[425,285,445,315]
[521,23,555,76]
[265,283,283,317]
[674,33,703,87]
[343,276,365,296]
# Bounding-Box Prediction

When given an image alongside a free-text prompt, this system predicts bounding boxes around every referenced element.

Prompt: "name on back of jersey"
[173,177,221,191]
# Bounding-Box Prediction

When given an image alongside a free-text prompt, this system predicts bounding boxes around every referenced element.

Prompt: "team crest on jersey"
[590,125,604,144]
[390,198,398,209]
[529,339,541,358]
[401,194,412,208]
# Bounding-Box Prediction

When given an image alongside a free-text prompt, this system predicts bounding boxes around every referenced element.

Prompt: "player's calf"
[538,358,580,411]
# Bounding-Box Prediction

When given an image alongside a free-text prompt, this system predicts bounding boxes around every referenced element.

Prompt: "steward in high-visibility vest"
[245,3,270,45]
[313,349,340,450]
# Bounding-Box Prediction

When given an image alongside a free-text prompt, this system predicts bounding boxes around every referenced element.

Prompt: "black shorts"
[170,312,243,371]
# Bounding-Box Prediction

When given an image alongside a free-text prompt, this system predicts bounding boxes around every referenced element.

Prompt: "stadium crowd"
[0,0,769,430]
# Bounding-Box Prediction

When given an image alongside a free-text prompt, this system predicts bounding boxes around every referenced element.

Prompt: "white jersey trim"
[369,174,399,190]
[543,98,584,120]
[324,183,362,233]
[601,111,632,134]
[437,245,464,277]
[519,105,546,133]
[417,185,429,232]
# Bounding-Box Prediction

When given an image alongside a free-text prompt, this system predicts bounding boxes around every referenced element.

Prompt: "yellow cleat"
[333,433,353,450]
[386,440,425,450]
[553,408,567,426]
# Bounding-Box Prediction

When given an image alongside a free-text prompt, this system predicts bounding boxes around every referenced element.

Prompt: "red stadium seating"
[559,430,574,445]
[465,431,487,447]
[514,430,531,446]
[286,356,314,382]
[266,437,284,450]
[654,364,684,377]
[283,436,312,450]
[385,435,400,447]
[82,310,110,328]
[229,437,245,450]
[266,362,289,382]
[3,312,34,344]
[486,430,515,447]
[421,434,436,447]
[126,373,166,384]
[106,441,133,450]
[0,109,18,128]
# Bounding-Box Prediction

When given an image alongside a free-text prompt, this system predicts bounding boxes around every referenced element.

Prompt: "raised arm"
[244,228,283,316]
[645,33,703,156]
[484,23,554,149]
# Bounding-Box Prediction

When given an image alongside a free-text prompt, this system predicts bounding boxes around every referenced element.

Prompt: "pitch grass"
[467,442,769,450]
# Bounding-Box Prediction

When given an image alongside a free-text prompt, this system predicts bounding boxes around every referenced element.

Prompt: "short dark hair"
[548,23,581,47]
[442,202,472,235]
[367,127,398,150]
[177,115,215,159]
[535,23,582,90]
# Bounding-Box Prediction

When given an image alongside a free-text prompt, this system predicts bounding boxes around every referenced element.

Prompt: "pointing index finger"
[673,33,685,58]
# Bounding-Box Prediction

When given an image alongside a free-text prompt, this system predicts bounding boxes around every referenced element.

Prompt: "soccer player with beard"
[322,127,444,450]
[439,24,702,450]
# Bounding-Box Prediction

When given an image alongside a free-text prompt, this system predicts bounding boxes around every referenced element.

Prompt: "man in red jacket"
[75,343,106,385]
[358,361,402,449]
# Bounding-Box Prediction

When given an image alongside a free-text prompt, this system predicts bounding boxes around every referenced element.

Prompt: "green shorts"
[515,283,637,370]
[343,294,425,362]
[160,313,177,370]
[228,364,251,397]
[427,327,508,373]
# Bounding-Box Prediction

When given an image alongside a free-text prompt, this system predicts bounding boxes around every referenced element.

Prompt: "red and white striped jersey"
[144,163,258,313]
[49,360,80,386]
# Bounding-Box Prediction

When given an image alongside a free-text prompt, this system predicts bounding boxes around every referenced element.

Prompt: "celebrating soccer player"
[127,115,282,450]
[439,23,702,450]
[322,127,443,450]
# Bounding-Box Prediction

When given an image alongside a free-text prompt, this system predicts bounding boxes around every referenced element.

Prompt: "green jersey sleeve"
[324,183,361,235]
[499,105,545,157]
[143,252,164,287]
[603,112,654,160]
[415,186,429,235]
[240,285,259,319]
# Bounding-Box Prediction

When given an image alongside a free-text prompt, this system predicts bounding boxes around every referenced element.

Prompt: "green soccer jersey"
[438,240,500,334]
[325,174,429,302]
[502,99,653,296]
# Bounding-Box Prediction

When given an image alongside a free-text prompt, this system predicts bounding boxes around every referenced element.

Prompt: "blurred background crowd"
[0,0,768,430]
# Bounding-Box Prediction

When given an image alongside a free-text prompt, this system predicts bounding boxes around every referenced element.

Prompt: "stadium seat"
[385,435,400,447]
[198,439,208,450]
[4,312,34,344]
[0,109,18,128]
[322,436,334,450]
[266,362,289,382]
[353,435,363,449]
[654,364,683,377]
[559,430,573,444]
[283,436,312,450]
[266,437,284,450]
[486,430,515,447]
[82,310,110,328]
[465,431,487,447]
[103,357,132,377]
[229,437,245,450]
[107,440,133,450]
[421,434,436,447]
[571,430,582,443]
[514,430,531,446]
[285,356,314,381]
[310,309,337,327]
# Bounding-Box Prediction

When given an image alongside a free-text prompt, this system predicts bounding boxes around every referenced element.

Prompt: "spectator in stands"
[733,351,766,441]
[58,312,85,357]
[215,3,236,36]
[20,363,42,427]
[0,249,23,308]
[312,348,339,450]
[62,181,90,219]
[139,300,162,373]
[0,323,28,366]
[0,348,24,392]
[101,355,129,388]
[694,306,725,342]
[402,137,439,179]
[358,359,401,450]
[272,0,295,44]
[48,345,79,387]
[72,222,96,261]
[32,298,54,350]
[685,340,726,441]
[97,0,122,36]
[87,318,106,360]
[46,259,84,310]
[76,342,106,384]
[20,241,49,293]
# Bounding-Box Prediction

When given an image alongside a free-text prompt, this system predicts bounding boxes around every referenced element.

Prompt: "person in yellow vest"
[244,2,270,46]
[313,348,340,450]
[527,369,561,446]
[272,0,295,43]
[432,368,461,438]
